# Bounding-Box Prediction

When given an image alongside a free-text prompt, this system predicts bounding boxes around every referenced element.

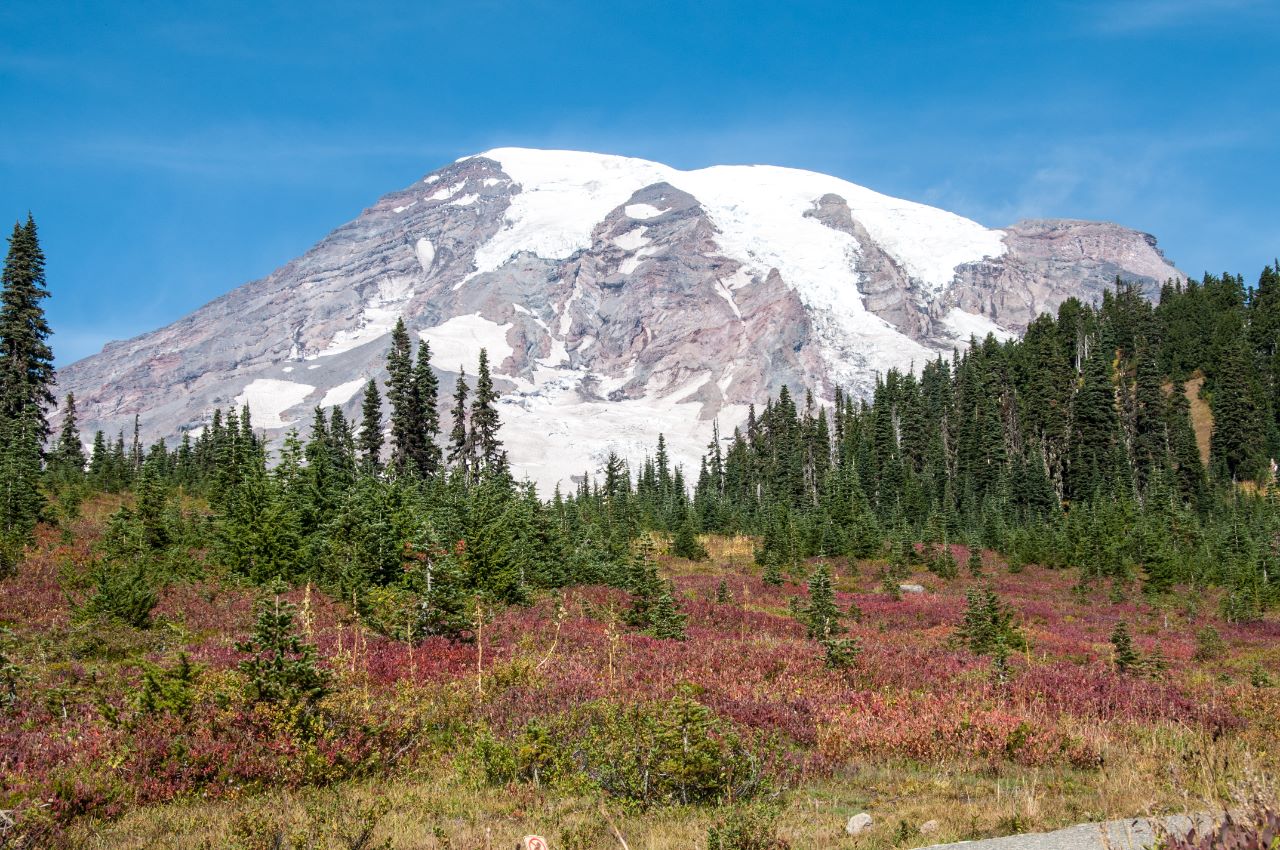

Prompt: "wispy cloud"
[925,129,1249,228]
[10,126,460,185]
[1083,0,1273,33]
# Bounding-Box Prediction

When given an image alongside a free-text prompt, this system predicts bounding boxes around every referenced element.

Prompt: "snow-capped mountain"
[55,148,1184,491]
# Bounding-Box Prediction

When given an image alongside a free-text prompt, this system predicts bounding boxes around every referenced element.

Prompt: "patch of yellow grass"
[70,723,1277,850]
[1184,374,1212,468]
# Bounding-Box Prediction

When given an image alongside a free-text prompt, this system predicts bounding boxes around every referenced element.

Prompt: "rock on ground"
[846,812,874,836]
[911,814,1213,850]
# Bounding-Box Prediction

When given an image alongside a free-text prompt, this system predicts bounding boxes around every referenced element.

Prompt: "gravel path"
[912,813,1213,850]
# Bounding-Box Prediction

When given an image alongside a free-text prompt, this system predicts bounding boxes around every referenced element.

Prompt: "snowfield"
[462,147,1001,389]
[235,379,315,429]
[418,313,515,373]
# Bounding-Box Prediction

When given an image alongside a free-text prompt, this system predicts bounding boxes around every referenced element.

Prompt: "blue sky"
[1,0,1276,364]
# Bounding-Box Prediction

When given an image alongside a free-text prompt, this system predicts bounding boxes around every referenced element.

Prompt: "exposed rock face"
[55,148,1183,491]
[947,219,1180,331]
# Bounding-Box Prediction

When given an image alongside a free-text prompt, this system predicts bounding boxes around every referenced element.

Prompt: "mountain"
[55,148,1183,491]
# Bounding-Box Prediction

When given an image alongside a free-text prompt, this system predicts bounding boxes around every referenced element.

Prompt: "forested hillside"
[686,271,1280,618]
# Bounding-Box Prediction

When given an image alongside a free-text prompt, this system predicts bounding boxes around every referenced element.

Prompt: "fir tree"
[386,318,419,476]
[648,582,687,640]
[1110,620,1138,673]
[1067,346,1121,501]
[0,216,55,440]
[137,652,200,720]
[469,349,506,480]
[1165,382,1207,508]
[672,509,708,560]
[48,393,86,483]
[412,340,442,477]
[625,536,664,626]
[761,550,784,586]
[237,588,329,710]
[0,407,44,551]
[76,560,158,629]
[802,562,843,640]
[821,635,861,669]
[966,544,984,578]
[1209,313,1263,482]
[956,586,1026,656]
[447,368,470,476]
[357,379,384,473]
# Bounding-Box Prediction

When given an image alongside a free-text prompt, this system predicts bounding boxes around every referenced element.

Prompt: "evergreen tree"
[469,349,507,480]
[357,379,384,473]
[1209,313,1263,482]
[956,586,1026,656]
[0,216,55,439]
[1166,382,1207,508]
[48,393,86,484]
[966,545,984,578]
[386,318,419,476]
[761,551,784,586]
[237,588,329,710]
[648,582,687,640]
[413,341,442,477]
[625,536,664,627]
[1130,347,1166,494]
[672,509,708,560]
[1110,620,1138,673]
[447,368,471,476]
[802,562,843,640]
[0,407,44,551]
[1067,346,1121,501]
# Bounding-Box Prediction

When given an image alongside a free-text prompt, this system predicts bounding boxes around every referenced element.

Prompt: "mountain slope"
[56,148,1183,490]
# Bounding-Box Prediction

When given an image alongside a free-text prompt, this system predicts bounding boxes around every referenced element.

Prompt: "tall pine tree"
[0,216,55,440]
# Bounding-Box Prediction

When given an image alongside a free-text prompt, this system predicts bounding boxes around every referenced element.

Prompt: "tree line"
[2,215,1278,630]
[685,271,1280,619]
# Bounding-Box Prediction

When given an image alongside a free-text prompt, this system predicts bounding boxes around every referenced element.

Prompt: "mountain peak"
[56,149,1183,491]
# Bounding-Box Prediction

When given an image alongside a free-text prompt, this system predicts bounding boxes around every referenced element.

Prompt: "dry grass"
[71,725,1274,850]
[1184,375,1212,468]
[15,513,1277,850]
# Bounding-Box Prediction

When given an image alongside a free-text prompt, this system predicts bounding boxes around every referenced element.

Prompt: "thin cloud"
[57,130,455,183]
[1083,0,1272,33]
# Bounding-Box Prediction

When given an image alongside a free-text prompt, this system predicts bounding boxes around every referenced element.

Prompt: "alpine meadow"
[3,3,1280,848]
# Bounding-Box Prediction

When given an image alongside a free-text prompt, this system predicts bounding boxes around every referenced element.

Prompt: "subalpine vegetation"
[690,272,1280,619]
[1,217,1278,849]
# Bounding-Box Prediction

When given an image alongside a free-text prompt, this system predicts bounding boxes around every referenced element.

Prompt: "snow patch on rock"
[430,181,467,201]
[236,379,314,429]
[419,313,515,373]
[319,378,367,408]
[472,148,1002,385]
[625,203,664,220]
[414,237,435,273]
[619,246,659,275]
[312,276,415,359]
[942,308,1014,343]
[470,148,671,274]
[499,364,747,494]
[613,227,650,252]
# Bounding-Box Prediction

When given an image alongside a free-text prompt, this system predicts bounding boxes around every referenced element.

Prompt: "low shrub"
[471,691,774,807]
[74,561,158,628]
[707,804,791,850]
